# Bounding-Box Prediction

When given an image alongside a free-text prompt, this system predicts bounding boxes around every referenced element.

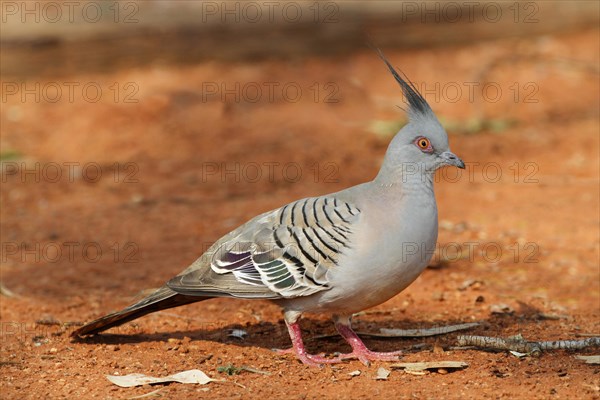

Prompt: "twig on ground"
[316,322,479,340]
[0,283,17,298]
[378,323,480,338]
[457,334,600,356]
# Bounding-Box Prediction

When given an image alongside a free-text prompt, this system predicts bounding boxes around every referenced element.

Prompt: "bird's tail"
[70,286,205,337]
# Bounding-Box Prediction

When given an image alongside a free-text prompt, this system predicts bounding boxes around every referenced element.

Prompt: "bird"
[71,49,465,366]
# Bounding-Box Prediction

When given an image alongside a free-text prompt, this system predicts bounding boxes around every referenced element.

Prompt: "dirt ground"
[1,28,599,399]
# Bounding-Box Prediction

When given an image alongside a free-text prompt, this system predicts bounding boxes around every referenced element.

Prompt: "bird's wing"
[167,196,361,299]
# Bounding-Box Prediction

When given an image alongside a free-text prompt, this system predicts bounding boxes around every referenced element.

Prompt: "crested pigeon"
[71,50,465,366]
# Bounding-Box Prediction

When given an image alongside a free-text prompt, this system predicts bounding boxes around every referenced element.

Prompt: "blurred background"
[1,1,599,398]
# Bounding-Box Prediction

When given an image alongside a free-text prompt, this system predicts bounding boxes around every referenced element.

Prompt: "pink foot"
[274,347,340,366]
[335,322,402,365]
[336,349,403,365]
[278,322,340,366]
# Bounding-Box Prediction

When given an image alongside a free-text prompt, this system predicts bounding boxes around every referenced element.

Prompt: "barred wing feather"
[168,196,360,299]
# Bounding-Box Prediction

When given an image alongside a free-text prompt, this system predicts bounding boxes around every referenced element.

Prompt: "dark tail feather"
[71,286,206,337]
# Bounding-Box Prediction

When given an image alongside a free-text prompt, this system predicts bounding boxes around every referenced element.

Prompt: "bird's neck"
[373,166,435,198]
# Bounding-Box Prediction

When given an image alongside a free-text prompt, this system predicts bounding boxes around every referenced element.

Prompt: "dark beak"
[440,151,465,169]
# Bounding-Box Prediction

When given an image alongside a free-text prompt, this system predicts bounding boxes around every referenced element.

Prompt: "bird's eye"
[415,137,432,152]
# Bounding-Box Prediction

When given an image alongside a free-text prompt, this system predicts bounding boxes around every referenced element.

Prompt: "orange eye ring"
[416,137,431,150]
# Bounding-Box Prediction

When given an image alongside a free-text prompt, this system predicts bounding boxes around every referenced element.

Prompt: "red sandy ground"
[1,28,599,399]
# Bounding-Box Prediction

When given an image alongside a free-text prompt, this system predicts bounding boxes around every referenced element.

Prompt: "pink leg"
[275,321,340,366]
[335,321,403,365]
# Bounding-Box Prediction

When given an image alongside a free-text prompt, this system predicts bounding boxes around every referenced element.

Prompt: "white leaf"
[509,350,528,358]
[228,329,248,339]
[490,304,514,314]
[391,361,468,372]
[575,355,600,365]
[106,369,216,388]
[375,367,390,380]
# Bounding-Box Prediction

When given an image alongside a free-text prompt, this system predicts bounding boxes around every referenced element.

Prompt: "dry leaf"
[0,282,17,298]
[509,350,528,358]
[375,367,390,380]
[458,279,483,291]
[433,343,445,354]
[575,355,600,365]
[228,329,248,339]
[490,304,514,314]
[106,369,216,388]
[391,361,468,373]
[404,369,428,376]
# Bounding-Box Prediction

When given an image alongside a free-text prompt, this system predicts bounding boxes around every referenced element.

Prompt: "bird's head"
[375,50,465,184]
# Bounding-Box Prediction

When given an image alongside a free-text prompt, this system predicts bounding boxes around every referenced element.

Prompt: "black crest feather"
[372,47,433,118]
